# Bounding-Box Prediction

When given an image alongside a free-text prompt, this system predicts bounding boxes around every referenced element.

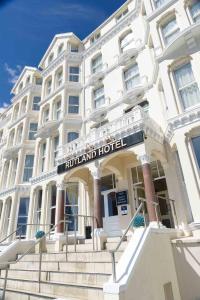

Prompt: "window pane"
[191,2,200,22]
[192,136,200,168]
[162,18,179,45]
[68,132,79,142]
[174,63,200,109]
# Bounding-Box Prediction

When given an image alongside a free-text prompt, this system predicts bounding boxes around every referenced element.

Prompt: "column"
[55,182,65,234]
[138,154,157,223]
[92,169,103,228]
[7,191,19,239]
[26,188,36,239]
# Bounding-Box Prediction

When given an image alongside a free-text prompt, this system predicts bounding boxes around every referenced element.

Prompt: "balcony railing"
[36,119,61,139]
[58,106,163,162]
[2,144,22,159]
[122,76,148,104]
[118,40,142,66]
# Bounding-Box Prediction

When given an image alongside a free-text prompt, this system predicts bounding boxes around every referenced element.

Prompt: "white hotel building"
[0,0,200,299]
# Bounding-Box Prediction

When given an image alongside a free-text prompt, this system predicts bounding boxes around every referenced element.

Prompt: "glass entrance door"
[101,189,122,236]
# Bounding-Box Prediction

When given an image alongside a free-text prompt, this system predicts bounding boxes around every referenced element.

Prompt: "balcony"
[122,76,148,105]
[36,119,61,139]
[87,64,108,87]
[58,106,163,163]
[87,97,111,122]
[118,40,142,66]
[157,22,200,62]
[2,144,22,159]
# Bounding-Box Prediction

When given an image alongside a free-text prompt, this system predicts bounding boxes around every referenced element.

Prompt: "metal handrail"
[0,219,69,299]
[110,198,159,283]
[0,223,53,245]
[64,214,98,252]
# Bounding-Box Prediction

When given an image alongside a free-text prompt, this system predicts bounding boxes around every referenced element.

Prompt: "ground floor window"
[65,183,79,231]
[192,135,200,169]
[131,161,173,228]
[50,185,57,229]
[17,197,30,237]
[35,189,42,227]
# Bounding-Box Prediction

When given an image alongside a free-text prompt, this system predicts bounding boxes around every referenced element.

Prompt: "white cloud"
[4,63,22,84]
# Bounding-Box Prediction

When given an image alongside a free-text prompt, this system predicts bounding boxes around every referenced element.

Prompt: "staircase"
[0,237,128,300]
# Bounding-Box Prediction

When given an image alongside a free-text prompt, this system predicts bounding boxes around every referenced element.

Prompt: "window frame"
[28,123,38,140]
[69,66,80,82]
[93,86,105,109]
[68,95,79,114]
[23,155,34,182]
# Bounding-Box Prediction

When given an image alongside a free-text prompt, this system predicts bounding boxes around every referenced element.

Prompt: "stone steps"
[18,250,122,263]
[0,278,103,300]
[1,269,110,287]
[0,288,81,300]
[9,260,113,273]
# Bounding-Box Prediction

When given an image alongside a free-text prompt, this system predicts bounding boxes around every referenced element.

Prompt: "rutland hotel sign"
[57,131,144,174]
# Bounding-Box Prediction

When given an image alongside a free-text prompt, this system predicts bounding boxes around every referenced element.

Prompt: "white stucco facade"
[0,0,200,242]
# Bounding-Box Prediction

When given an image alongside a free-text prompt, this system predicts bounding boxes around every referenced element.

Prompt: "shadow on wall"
[172,241,200,300]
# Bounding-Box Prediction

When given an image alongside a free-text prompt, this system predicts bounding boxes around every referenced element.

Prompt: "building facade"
[0,0,200,241]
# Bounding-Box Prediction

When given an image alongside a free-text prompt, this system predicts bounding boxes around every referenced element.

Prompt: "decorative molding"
[56,182,67,191]
[11,84,41,104]
[0,184,31,198]
[137,154,151,165]
[147,0,177,22]
[165,105,200,141]
[30,168,57,185]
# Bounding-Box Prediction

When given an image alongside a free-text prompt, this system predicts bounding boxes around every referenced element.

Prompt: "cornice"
[30,168,57,185]
[0,184,31,198]
[165,105,200,141]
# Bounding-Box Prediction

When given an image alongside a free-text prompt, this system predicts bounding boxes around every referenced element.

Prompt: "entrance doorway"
[100,174,122,237]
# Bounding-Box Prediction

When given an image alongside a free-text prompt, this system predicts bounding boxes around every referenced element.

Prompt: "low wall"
[104,227,181,300]
[172,239,200,300]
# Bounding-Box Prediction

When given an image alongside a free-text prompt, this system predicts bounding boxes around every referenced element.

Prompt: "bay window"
[53,136,59,166]
[94,86,105,109]
[91,55,102,74]
[23,155,34,182]
[54,100,61,120]
[32,96,41,111]
[120,32,133,52]
[68,96,79,114]
[69,66,79,82]
[174,62,200,109]
[29,123,38,140]
[41,142,46,172]
[124,64,140,91]
[161,17,180,46]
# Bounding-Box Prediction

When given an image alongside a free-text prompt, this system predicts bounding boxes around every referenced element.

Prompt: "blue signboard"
[116,190,128,206]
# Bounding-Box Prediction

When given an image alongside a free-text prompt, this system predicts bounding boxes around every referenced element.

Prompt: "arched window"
[16,124,23,144]
[124,64,140,91]
[55,68,63,88]
[13,104,19,120]
[160,16,180,46]
[45,77,52,96]
[21,97,27,114]
[53,99,61,120]
[26,76,31,85]
[42,105,49,123]
[91,54,102,74]
[93,86,105,109]
[120,31,133,52]
[189,1,200,23]
[48,53,54,64]
[9,130,15,146]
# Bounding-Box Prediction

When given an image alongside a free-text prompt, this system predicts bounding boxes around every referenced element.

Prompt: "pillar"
[55,182,65,234]
[138,154,157,223]
[92,169,103,228]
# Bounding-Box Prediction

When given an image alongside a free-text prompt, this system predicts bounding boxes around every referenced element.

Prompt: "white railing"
[60,106,148,159]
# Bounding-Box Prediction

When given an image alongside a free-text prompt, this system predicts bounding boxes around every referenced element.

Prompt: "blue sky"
[0,0,125,107]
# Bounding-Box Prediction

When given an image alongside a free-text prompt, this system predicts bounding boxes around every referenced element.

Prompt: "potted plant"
[35,230,47,253]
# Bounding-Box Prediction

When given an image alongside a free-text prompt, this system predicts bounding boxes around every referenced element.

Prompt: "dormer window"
[58,43,64,55]
[48,53,54,64]
[91,54,102,74]
[71,44,79,53]
[161,17,180,46]
[90,32,101,44]
[190,1,200,23]
[116,8,128,22]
